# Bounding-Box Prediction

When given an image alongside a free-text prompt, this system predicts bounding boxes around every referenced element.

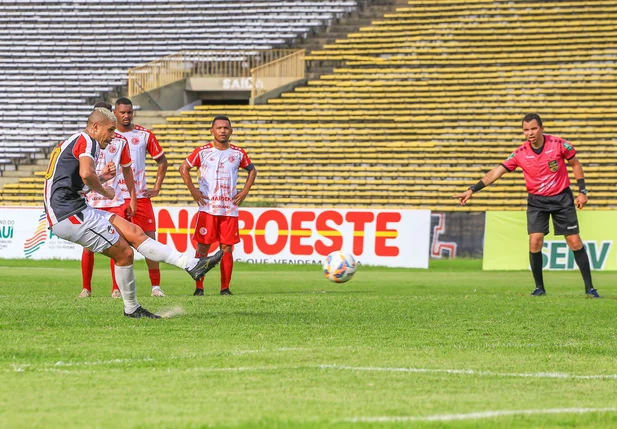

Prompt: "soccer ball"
[322,251,357,283]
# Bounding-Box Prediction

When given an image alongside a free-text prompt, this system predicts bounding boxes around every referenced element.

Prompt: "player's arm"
[179,160,207,206]
[454,165,508,206]
[122,164,137,217]
[144,154,168,198]
[233,164,257,206]
[79,156,114,199]
[568,156,588,209]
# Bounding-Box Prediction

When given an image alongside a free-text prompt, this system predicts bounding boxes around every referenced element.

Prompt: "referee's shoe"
[531,288,546,296]
[586,288,601,298]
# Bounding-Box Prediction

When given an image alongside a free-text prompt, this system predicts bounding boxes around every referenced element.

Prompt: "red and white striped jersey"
[86,133,132,208]
[43,132,99,227]
[116,125,164,199]
[185,143,251,217]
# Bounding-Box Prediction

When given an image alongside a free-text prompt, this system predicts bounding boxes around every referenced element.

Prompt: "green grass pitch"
[1,257,617,428]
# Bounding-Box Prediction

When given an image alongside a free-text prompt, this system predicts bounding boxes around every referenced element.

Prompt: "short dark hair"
[115,97,133,107]
[522,113,542,126]
[93,101,112,111]
[211,115,231,127]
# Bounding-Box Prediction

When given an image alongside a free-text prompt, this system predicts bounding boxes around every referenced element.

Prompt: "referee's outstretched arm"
[454,165,508,206]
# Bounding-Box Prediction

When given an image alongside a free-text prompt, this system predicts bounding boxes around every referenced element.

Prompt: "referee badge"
[548,160,558,172]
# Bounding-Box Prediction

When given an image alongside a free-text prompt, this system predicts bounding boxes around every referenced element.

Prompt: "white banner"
[0,207,431,268]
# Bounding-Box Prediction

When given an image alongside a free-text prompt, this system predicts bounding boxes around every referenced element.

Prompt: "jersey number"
[44,147,61,180]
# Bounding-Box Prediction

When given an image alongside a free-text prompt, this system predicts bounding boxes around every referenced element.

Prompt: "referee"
[455,113,600,298]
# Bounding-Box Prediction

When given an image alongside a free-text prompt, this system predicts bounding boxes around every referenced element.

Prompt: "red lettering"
[375,212,400,257]
[238,210,254,253]
[345,212,374,256]
[255,210,288,255]
[315,210,343,255]
[290,211,315,255]
[157,209,189,252]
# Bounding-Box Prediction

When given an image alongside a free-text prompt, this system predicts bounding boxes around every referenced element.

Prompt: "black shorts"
[527,188,579,236]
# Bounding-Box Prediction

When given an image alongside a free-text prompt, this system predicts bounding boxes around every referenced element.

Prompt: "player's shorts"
[527,188,579,236]
[51,206,120,253]
[124,198,156,232]
[192,211,240,245]
[101,204,127,219]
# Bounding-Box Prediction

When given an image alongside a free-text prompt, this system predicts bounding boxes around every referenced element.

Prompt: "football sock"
[136,238,195,270]
[148,268,161,288]
[195,251,207,290]
[114,264,140,314]
[81,249,94,291]
[220,251,233,291]
[573,247,594,291]
[529,251,544,289]
[110,259,119,291]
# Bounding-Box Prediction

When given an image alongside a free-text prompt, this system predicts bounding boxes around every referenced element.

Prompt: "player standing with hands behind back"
[114,97,168,297]
[180,116,257,296]
[455,113,600,298]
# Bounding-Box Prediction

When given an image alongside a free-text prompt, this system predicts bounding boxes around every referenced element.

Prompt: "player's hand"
[100,162,116,182]
[575,193,588,209]
[126,196,137,219]
[233,190,249,206]
[454,189,473,206]
[143,188,160,198]
[191,189,208,206]
[101,186,115,199]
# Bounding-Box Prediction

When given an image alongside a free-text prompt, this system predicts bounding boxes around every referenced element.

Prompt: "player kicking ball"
[43,108,223,318]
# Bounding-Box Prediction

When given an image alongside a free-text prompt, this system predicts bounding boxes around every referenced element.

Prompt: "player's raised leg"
[109,214,223,280]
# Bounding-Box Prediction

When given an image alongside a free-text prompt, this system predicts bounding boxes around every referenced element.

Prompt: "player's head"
[210,115,232,144]
[522,113,544,145]
[93,101,112,111]
[114,97,134,127]
[87,108,117,148]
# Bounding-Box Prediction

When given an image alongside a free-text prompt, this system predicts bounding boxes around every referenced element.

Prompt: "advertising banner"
[484,211,616,270]
[0,207,432,268]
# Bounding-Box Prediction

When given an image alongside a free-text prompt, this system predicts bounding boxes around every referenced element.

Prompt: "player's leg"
[191,211,215,296]
[552,196,598,297]
[79,248,94,297]
[218,215,241,295]
[527,196,550,296]
[51,207,157,318]
[109,214,222,280]
[106,205,126,298]
[131,199,164,296]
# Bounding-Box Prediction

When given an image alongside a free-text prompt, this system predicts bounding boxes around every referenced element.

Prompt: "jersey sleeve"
[501,151,518,172]
[185,147,202,168]
[119,142,132,167]
[72,135,96,160]
[146,132,165,159]
[239,148,252,169]
[561,140,577,160]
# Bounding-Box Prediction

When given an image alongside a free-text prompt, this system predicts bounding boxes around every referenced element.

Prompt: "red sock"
[110,259,119,291]
[81,249,94,291]
[220,251,233,291]
[148,268,161,288]
[195,251,207,289]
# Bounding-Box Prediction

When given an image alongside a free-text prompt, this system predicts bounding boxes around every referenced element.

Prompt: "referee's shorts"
[527,188,579,236]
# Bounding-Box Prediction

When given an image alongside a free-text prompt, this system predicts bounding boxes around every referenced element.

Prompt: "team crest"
[199,227,208,235]
[548,160,558,172]
[228,155,236,163]
[107,144,117,154]
[107,225,116,235]
[131,137,140,145]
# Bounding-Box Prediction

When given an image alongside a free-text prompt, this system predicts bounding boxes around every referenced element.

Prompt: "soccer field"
[1,257,617,429]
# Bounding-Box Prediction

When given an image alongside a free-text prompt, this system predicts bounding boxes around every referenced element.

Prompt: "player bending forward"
[180,115,257,296]
[44,108,223,318]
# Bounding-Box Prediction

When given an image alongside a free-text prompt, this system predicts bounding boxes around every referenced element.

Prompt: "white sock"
[114,264,140,314]
[136,238,192,269]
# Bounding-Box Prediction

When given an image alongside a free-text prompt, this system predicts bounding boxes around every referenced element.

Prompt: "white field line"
[320,364,617,380]
[345,408,617,423]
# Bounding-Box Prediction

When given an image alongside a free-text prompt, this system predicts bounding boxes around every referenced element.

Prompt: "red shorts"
[101,204,128,219]
[123,198,156,232]
[192,211,240,245]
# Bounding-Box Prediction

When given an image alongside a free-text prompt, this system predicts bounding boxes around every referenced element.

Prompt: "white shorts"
[51,206,120,253]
